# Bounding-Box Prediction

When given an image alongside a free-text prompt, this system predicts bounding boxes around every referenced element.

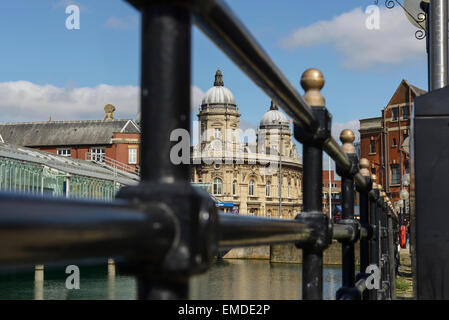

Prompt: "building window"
[391,164,400,185]
[371,167,376,175]
[370,140,376,154]
[266,181,271,197]
[213,178,222,195]
[402,106,409,119]
[232,180,237,195]
[57,148,71,157]
[249,180,255,196]
[249,209,255,216]
[214,128,221,139]
[392,138,397,147]
[91,148,106,162]
[267,210,271,218]
[392,107,398,120]
[128,147,137,164]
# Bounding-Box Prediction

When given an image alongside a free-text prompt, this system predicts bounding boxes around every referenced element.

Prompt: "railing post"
[357,158,372,300]
[387,206,397,299]
[336,129,359,300]
[368,174,380,300]
[118,0,218,300]
[294,69,331,300]
[377,186,390,299]
[383,198,393,299]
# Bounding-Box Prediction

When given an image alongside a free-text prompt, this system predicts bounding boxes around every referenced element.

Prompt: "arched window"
[266,181,271,197]
[249,209,255,216]
[232,180,237,195]
[213,178,222,195]
[249,180,255,196]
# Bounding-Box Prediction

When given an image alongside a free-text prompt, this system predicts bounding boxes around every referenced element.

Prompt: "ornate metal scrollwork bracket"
[374,0,427,40]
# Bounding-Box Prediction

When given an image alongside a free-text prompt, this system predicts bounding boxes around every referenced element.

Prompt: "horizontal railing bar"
[360,226,369,239]
[0,192,175,269]
[332,225,370,241]
[218,212,376,247]
[323,137,351,172]
[218,212,314,248]
[190,0,318,132]
[332,224,354,240]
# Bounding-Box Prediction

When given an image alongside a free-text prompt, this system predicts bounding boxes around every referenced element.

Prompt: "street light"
[400,188,410,225]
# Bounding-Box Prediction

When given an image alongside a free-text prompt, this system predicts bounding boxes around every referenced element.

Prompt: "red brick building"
[0,105,141,174]
[322,170,341,216]
[359,80,426,204]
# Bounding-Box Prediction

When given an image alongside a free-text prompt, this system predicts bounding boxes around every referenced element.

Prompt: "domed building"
[191,70,302,219]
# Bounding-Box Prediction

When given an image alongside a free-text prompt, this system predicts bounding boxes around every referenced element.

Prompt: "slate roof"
[0,119,140,147]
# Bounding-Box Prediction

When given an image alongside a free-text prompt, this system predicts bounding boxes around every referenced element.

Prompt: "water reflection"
[189,259,341,300]
[0,260,341,300]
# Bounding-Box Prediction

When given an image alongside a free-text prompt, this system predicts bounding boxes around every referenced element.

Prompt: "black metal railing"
[0,0,400,300]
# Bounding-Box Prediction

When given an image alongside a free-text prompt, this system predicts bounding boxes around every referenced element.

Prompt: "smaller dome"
[201,69,236,106]
[259,101,289,129]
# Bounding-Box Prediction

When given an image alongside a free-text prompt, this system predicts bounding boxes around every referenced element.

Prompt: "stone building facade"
[191,70,302,219]
[359,79,425,204]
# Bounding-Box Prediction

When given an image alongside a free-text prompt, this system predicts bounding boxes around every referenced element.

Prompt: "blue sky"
[0,0,428,140]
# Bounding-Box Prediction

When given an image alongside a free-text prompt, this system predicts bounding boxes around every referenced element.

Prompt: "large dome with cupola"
[201,69,236,107]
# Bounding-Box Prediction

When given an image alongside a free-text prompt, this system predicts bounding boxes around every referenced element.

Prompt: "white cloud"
[279,6,425,70]
[0,81,204,122]
[103,16,139,30]
[191,86,205,113]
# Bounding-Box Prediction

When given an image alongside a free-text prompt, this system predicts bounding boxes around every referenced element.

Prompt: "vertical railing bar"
[336,129,359,300]
[301,142,324,299]
[294,69,331,300]
[134,0,192,300]
[358,159,372,300]
[369,175,379,300]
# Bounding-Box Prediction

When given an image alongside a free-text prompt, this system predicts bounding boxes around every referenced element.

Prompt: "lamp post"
[400,188,410,226]
[389,0,448,90]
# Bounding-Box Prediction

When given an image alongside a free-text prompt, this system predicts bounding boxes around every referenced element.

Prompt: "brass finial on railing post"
[340,129,356,154]
[301,68,325,107]
[359,158,370,177]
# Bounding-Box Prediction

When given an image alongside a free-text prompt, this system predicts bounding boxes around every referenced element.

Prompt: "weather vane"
[374,0,427,40]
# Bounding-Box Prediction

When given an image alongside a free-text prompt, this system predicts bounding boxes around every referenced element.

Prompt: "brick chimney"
[104,104,116,120]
